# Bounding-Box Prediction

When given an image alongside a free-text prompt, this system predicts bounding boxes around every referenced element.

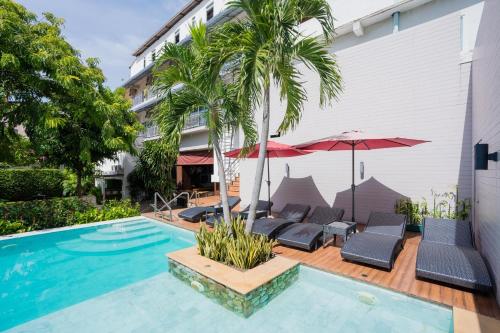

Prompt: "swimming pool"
[1,218,453,332]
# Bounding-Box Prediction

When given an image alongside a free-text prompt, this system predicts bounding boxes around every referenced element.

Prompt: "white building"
[99,0,243,198]
[105,0,484,218]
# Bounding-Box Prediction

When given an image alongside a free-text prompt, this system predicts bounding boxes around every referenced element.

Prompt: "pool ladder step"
[80,228,163,243]
[56,233,171,255]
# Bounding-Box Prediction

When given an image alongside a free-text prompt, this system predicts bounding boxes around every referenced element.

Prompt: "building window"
[191,16,196,26]
[206,2,214,21]
[151,49,156,62]
[143,58,146,68]
[174,29,180,44]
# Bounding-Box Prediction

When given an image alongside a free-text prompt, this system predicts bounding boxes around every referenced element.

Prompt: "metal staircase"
[222,129,240,184]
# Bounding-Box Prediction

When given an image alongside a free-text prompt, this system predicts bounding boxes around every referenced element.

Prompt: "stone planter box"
[167,247,300,317]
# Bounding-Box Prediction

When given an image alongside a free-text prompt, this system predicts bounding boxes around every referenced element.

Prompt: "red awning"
[176,150,213,166]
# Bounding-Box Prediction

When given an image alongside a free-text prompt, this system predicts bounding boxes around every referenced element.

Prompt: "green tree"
[127,139,178,200]
[0,1,142,196]
[154,23,257,223]
[211,0,342,231]
[28,86,142,196]
[0,0,84,139]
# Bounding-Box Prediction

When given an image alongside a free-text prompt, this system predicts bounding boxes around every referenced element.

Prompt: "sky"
[18,0,189,89]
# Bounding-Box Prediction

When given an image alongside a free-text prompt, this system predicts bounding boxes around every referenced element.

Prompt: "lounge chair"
[341,212,406,270]
[204,196,242,227]
[178,196,240,222]
[251,204,311,239]
[276,207,345,251]
[234,200,273,220]
[416,218,492,292]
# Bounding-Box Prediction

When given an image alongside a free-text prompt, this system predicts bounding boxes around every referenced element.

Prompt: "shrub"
[0,219,26,235]
[196,218,276,270]
[127,139,177,200]
[69,199,140,225]
[0,197,90,232]
[0,198,140,236]
[0,168,64,201]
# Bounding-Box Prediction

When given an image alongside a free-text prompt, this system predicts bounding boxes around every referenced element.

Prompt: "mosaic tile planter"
[167,247,299,317]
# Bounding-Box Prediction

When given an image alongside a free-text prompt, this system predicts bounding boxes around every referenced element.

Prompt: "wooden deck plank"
[142,210,500,319]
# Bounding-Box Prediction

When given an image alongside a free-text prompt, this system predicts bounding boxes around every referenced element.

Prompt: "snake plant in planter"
[196,217,276,270]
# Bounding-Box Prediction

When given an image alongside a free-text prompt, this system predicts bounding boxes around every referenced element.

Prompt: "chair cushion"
[308,206,345,225]
[251,218,294,238]
[365,212,406,238]
[416,241,492,292]
[341,232,402,270]
[277,223,324,251]
[178,206,209,222]
[278,204,311,223]
[422,218,473,247]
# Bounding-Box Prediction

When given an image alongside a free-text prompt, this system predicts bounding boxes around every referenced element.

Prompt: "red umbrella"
[295,130,429,222]
[225,140,311,214]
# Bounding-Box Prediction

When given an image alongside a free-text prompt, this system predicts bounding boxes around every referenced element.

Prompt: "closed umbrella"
[295,130,429,222]
[225,140,311,215]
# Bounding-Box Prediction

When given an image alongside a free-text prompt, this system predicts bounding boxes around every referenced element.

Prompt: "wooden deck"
[143,200,500,320]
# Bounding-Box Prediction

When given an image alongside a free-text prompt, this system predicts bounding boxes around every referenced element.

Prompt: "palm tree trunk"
[245,85,271,232]
[212,131,231,224]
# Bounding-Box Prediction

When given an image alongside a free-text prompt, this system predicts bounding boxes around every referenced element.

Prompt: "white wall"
[130,0,229,76]
[472,0,500,305]
[239,0,482,223]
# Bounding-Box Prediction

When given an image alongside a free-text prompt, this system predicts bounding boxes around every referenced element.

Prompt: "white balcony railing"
[184,108,208,130]
[132,88,160,107]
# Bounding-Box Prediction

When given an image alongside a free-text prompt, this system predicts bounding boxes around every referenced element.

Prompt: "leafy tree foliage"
[154,23,257,223]
[127,139,178,200]
[210,0,342,229]
[0,1,142,195]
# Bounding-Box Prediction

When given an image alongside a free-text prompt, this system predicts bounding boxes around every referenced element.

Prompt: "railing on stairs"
[152,191,191,222]
[221,128,240,184]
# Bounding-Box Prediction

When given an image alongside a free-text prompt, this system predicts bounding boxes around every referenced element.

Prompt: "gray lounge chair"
[341,212,406,270]
[416,218,492,292]
[251,204,311,239]
[276,207,345,251]
[178,196,240,222]
[205,196,241,227]
[234,200,273,220]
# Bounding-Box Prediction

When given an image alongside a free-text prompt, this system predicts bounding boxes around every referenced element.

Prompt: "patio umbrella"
[224,140,312,215]
[295,130,429,222]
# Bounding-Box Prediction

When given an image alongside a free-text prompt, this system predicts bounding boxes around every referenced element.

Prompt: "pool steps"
[56,221,171,255]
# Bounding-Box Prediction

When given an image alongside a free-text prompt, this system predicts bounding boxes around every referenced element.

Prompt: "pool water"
[0,218,453,332]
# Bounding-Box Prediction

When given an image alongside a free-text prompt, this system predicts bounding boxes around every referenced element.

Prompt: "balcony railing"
[184,109,208,130]
[139,109,207,141]
[132,88,160,107]
[141,124,160,139]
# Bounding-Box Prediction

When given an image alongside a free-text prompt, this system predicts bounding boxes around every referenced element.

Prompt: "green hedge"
[0,197,89,231]
[0,198,141,236]
[0,168,64,201]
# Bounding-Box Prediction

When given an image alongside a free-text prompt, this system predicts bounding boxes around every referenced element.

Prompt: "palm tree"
[153,23,257,224]
[210,0,342,231]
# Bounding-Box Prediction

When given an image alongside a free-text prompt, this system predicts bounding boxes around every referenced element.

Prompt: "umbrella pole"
[351,144,355,222]
[267,151,271,216]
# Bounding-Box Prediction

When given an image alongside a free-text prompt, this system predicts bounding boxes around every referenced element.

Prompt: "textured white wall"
[239,0,480,223]
[472,0,500,305]
[130,0,228,76]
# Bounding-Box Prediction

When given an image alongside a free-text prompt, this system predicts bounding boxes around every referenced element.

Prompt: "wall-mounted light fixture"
[285,163,290,178]
[360,161,365,180]
[475,143,498,170]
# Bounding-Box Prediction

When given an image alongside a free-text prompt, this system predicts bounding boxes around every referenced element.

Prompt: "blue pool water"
[1,218,453,332]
